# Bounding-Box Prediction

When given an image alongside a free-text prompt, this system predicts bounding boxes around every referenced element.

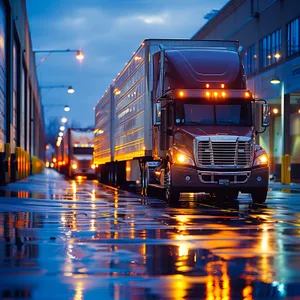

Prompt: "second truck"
[94,39,270,204]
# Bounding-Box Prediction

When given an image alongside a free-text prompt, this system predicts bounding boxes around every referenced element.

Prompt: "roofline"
[191,0,246,39]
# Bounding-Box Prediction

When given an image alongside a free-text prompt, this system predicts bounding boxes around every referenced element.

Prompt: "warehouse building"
[0,0,45,184]
[193,0,300,181]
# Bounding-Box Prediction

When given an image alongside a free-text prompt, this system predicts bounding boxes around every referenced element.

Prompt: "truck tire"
[164,162,181,205]
[251,188,268,203]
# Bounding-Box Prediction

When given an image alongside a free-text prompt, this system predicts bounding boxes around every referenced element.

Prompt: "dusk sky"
[27,0,229,128]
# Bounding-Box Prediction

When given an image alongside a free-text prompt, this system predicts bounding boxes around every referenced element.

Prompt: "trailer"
[94,39,270,204]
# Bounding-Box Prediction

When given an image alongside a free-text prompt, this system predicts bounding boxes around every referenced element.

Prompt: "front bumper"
[171,165,269,193]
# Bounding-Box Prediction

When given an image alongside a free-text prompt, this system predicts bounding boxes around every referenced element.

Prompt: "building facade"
[193,0,300,180]
[0,0,44,184]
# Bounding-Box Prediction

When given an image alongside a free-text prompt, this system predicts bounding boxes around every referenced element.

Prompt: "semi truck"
[94,39,270,204]
[60,128,96,178]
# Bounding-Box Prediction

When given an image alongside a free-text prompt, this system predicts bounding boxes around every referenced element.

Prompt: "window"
[244,44,257,75]
[287,17,300,56]
[259,29,281,68]
[175,101,252,127]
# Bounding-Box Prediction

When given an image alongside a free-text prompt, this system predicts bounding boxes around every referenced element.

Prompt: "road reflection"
[0,171,299,299]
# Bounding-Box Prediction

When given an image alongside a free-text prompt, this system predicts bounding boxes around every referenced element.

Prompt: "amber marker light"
[221,92,226,97]
[206,92,210,97]
[214,92,218,97]
[221,84,225,88]
[179,91,184,97]
[245,91,251,98]
[206,84,210,88]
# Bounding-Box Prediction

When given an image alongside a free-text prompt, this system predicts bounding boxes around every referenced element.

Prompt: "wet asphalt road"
[0,170,300,299]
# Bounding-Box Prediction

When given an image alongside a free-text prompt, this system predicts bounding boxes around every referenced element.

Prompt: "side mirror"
[154,102,161,126]
[262,103,270,127]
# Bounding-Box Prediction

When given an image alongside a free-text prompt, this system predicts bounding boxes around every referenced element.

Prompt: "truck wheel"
[251,188,268,203]
[164,162,180,205]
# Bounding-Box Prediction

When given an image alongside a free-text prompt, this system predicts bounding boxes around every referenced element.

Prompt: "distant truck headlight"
[174,151,195,166]
[72,163,78,170]
[253,153,268,167]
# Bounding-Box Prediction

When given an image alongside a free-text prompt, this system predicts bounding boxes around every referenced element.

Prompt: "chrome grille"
[197,139,253,168]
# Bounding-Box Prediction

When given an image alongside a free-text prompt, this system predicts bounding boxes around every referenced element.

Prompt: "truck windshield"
[73,147,94,155]
[175,102,252,126]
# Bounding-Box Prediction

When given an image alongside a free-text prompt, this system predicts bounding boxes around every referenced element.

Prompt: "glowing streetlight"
[76,50,84,61]
[67,86,75,94]
[270,77,281,84]
[60,126,65,131]
[61,117,67,123]
[64,105,71,112]
[59,132,64,137]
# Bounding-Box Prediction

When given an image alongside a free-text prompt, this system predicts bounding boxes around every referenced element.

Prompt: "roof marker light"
[206,92,210,97]
[221,84,225,89]
[206,84,210,88]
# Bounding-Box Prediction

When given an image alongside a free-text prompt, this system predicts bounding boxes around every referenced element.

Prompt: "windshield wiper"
[217,120,240,125]
[185,121,213,125]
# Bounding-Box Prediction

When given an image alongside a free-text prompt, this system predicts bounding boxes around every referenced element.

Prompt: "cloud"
[118,12,168,25]
[27,0,230,126]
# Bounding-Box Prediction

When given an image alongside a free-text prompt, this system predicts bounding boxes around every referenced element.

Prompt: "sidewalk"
[269,181,300,190]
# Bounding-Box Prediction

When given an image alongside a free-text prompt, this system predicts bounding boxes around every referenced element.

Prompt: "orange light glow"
[267,55,271,59]
[298,109,300,114]
[206,84,210,88]
[245,91,251,98]
[126,167,131,172]
[221,92,226,97]
[179,91,184,97]
[214,92,218,97]
[76,50,84,61]
[206,92,210,97]
[273,108,279,114]
[52,158,57,163]
[221,84,225,88]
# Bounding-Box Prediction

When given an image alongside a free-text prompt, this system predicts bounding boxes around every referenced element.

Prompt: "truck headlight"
[91,164,96,169]
[175,152,195,166]
[72,163,78,170]
[253,153,268,166]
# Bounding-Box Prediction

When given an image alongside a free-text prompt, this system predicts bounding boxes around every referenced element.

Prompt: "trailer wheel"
[251,188,268,203]
[164,161,180,205]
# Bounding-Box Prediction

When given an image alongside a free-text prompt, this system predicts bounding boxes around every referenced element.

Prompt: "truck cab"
[152,46,270,204]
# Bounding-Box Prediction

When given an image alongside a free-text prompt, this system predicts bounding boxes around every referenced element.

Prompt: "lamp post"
[43,104,71,112]
[40,85,75,94]
[270,77,291,184]
[34,49,84,66]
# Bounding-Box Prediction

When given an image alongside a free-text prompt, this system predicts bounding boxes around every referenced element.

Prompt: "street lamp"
[67,86,75,94]
[76,50,84,61]
[33,49,85,66]
[61,117,68,123]
[40,85,75,94]
[59,132,64,137]
[60,126,65,131]
[64,105,71,112]
[270,77,281,84]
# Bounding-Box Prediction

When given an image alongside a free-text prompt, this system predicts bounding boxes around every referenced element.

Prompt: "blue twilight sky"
[27,0,229,128]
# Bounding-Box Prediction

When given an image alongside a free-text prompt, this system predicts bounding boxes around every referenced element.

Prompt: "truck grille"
[197,139,253,168]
